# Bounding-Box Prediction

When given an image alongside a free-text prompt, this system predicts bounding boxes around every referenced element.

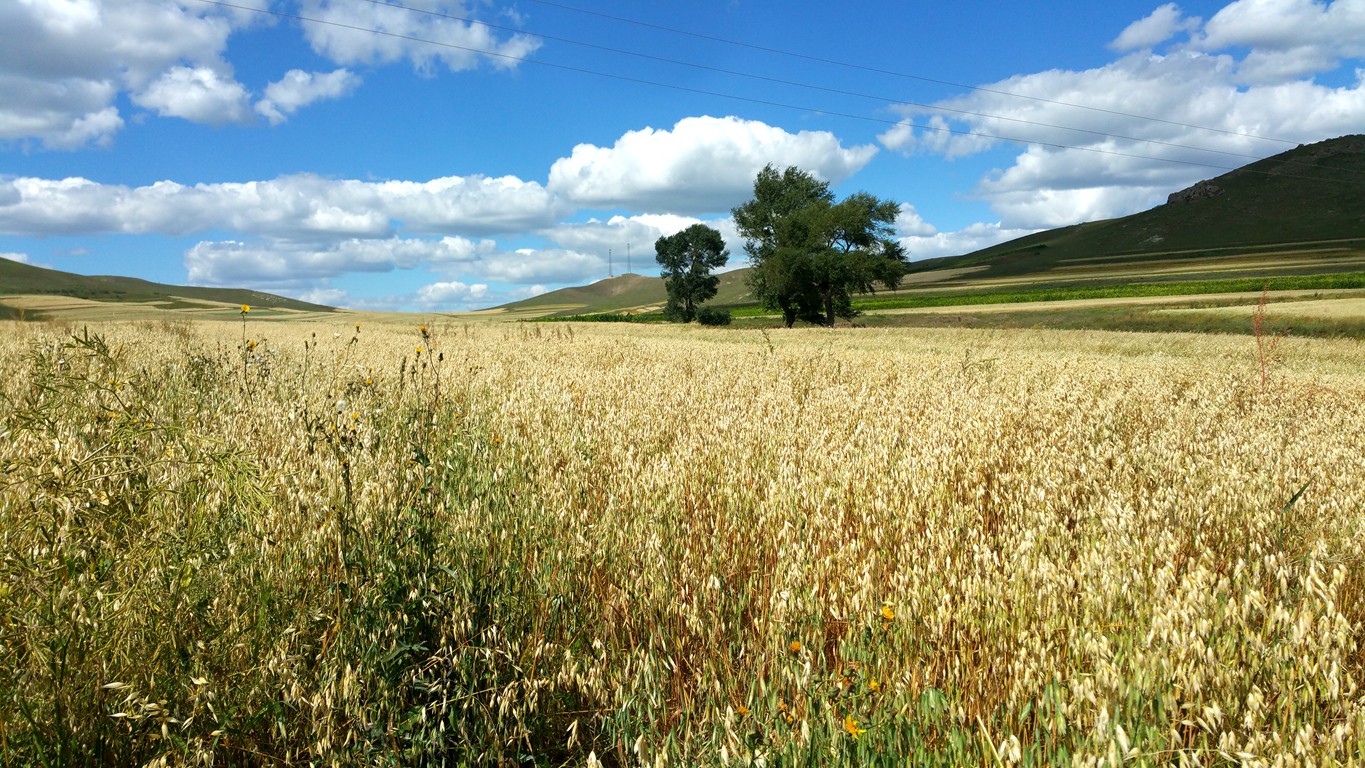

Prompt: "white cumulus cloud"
[1194,0,1365,83]
[134,65,253,124]
[547,116,878,214]
[184,235,494,286]
[294,286,350,307]
[0,0,534,148]
[542,213,750,272]
[370,175,567,235]
[0,0,257,147]
[894,204,937,238]
[1111,3,1201,51]
[1199,0,1365,58]
[0,251,30,263]
[298,0,541,74]
[256,69,361,125]
[416,280,489,307]
[0,173,562,239]
[180,231,616,294]
[877,0,1365,232]
[477,248,605,284]
[899,222,1041,262]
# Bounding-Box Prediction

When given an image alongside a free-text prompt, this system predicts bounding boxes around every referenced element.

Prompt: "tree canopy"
[732,165,908,327]
[654,223,729,323]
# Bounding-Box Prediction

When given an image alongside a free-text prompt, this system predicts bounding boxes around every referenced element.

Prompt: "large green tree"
[654,223,729,323]
[732,165,909,327]
[731,165,832,327]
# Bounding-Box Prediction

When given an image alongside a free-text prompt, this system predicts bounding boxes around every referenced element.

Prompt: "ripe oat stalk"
[1252,285,1288,394]
[0,319,1361,765]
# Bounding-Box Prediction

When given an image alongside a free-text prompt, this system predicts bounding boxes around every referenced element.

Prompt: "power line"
[354,0,1360,179]
[353,0,1296,169]
[192,0,1365,188]
[524,0,1303,147]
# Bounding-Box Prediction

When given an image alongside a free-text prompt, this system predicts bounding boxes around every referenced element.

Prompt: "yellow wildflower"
[789,640,801,653]
[881,604,895,622]
[843,714,867,739]
[736,704,750,717]
[868,679,880,693]
[240,304,250,313]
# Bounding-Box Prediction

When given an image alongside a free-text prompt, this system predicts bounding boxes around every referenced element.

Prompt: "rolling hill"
[0,258,334,314]
[495,134,1365,317]
[486,269,755,318]
[916,134,1365,277]
[5,135,1360,322]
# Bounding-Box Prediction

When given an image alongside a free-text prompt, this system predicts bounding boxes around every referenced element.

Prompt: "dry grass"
[1,317,1362,766]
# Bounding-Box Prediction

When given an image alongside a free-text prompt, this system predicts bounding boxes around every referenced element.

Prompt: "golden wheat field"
[1,315,1362,766]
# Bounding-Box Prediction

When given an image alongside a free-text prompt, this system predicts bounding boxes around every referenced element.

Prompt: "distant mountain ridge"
[0,258,334,313]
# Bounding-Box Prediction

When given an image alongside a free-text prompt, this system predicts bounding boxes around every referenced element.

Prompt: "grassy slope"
[0,258,334,312]
[921,134,1365,277]
[493,270,755,317]
[7,136,1361,323]
[500,135,1365,325]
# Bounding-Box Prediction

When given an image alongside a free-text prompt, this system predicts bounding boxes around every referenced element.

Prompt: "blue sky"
[2,0,1363,311]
